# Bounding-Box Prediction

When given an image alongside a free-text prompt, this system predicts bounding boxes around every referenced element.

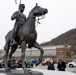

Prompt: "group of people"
[0,58,66,71]
[47,59,66,71]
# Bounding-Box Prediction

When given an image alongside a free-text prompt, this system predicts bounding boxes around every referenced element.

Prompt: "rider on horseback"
[11,4,26,46]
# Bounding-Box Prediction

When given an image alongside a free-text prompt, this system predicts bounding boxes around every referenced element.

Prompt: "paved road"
[33,64,76,73]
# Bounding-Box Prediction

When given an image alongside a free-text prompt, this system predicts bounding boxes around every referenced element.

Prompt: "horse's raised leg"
[4,43,11,72]
[33,42,44,66]
[21,41,28,73]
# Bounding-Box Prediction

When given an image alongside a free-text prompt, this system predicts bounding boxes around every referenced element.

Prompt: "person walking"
[57,59,66,71]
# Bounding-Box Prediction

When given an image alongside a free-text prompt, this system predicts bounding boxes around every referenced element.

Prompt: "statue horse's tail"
[4,35,8,51]
[4,30,13,51]
[4,45,6,51]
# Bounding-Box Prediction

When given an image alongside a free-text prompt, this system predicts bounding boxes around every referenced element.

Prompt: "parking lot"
[33,64,76,73]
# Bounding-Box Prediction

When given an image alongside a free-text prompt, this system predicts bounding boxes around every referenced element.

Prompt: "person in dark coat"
[57,59,66,71]
[47,60,55,70]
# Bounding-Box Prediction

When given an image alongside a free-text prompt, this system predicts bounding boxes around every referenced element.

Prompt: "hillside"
[41,28,76,56]
[41,28,76,46]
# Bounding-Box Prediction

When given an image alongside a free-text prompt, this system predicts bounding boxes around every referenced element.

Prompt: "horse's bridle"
[27,14,45,26]
[36,15,45,25]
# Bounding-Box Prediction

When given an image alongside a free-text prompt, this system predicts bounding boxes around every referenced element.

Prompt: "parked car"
[31,59,37,64]
[0,60,11,68]
[25,60,33,68]
[68,60,76,68]
[42,61,49,65]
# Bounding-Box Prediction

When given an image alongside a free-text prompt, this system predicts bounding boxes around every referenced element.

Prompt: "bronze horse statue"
[4,3,48,73]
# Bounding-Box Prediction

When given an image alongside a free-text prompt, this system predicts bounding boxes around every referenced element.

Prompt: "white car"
[68,60,76,68]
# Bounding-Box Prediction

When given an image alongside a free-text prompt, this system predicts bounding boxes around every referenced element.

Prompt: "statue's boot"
[10,39,17,46]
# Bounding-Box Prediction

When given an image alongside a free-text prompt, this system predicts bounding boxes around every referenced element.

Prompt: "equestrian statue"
[4,3,48,74]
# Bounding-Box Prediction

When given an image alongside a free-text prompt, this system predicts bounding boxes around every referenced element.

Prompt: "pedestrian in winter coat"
[47,60,55,70]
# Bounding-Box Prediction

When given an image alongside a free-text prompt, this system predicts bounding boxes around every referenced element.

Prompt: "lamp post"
[30,48,32,68]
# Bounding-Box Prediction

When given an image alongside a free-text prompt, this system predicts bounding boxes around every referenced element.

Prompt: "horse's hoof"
[24,70,29,74]
[36,61,40,66]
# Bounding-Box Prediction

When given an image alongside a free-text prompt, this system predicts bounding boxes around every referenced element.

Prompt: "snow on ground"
[0,68,76,75]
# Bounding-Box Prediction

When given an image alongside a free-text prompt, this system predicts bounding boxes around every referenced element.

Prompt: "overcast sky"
[0,0,76,49]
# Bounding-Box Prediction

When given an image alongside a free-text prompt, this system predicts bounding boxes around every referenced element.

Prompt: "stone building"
[0,45,70,61]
